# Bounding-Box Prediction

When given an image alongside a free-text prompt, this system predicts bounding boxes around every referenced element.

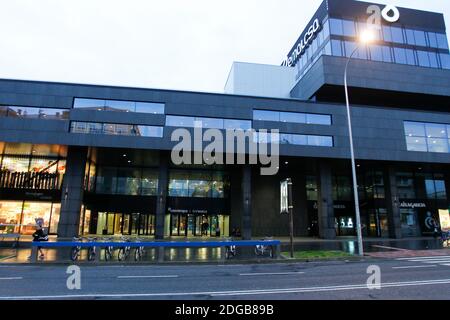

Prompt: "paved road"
[0,257,449,300]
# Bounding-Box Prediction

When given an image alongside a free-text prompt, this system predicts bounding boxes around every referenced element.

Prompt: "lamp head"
[359,29,376,44]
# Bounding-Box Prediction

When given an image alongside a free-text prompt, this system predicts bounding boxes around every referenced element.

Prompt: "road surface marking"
[2,278,450,299]
[0,277,23,280]
[441,264,450,267]
[117,275,179,279]
[396,256,450,260]
[392,265,437,269]
[239,272,305,276]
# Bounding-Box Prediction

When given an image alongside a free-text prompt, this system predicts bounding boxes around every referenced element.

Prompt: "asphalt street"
[0,256,450,300]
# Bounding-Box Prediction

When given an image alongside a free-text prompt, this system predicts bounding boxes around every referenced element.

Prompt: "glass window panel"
[104,100,134,112]
[116,168,140,195]
[253,110,279,121]
[394,47,407,64]
[404,122,425,137]
[280,134,307,145]
[95,167,118,194]
[0,201,23,234]
[1,156,29,172]
[434,180,447,199]
[49,203,60,234]
[329,18,343,36]
[7,107,40,118]
[428,52,439,68]
[414,30,426,47]
[142,169,158,196]
[279,112,306,124]
[417,50,431,67]
[324,41,332,55]
[391,27,404,44]
[223,119,252,130]
[436,33,449,50]
[406,137,427,152]
[381,46,392,62]
[322,19,330,39]
[428,32,438,48]
[210,181,224,198]
[21,202,52,235]
[425,123,447,139]
[342,20,355,37]
[135,126,163,137]
[168,179,189,197]
[440,54,450,69]
[73,98,106,110]
[447,125,450,139]
[307,136,333,147]
[188,180,210,197]
[405,29,415,45]
[306,114,331,125]
[195,117,223,129]
[0,106,8,117]
[331,40,343,57]
[29,158,58,173]
[165,115,195,127]
[369,45,383,62]
[344,41,357,58]
[38,108,70,120]
[405,49,416,65]
[427,138,449,153]
[135,102,165,114]
[382,26,392,42]
[4,143,32,155]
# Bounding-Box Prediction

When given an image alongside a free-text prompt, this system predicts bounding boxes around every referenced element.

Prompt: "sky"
[0,0,449,93]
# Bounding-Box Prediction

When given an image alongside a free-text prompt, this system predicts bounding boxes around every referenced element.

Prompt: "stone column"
[384,166,402,239]
[317,161,336,239]
[155,152,169,240]
[58,146,88,239]
[242,165,252,240]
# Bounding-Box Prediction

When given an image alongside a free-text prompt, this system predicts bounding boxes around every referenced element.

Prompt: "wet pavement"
[0,236,447,264]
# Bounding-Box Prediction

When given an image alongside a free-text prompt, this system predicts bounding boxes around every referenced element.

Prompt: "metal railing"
[0,170,61,190]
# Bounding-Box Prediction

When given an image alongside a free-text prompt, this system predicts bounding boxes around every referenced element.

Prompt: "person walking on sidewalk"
[30,218,48,260]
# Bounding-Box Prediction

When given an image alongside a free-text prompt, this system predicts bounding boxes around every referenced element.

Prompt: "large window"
[70,121,163,138]
[165,115,251,130]
[404,121,450,153]
[0,105,69,120]
[94,166,158,196]
[256,132,333,147]
[168,171,229,198]
[253,110,331,126]
[0,200,60,235]
[73,98,165,114]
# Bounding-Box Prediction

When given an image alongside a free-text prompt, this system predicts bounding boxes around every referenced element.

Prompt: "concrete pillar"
[317,161,336,239]
[242,165,252,240]
[293,172,309,236]
[155,152,169,240]
[384,166,402,239]
[58,146,88,239]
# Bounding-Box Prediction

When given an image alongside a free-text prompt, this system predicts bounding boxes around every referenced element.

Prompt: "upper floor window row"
[330,39,450,70]
[73,98,165,115]
[329,18,449,50]
[70,121,163,138]
[404,121,450,153]
[0,105,69,120]
[165,115,252,130]
[253,110,332,126]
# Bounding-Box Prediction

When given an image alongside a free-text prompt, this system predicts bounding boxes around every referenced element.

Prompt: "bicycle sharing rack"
[30,239,282,263]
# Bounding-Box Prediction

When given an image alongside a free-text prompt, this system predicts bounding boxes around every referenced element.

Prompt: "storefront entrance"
[169,213,228,237]
[95,212,155,236]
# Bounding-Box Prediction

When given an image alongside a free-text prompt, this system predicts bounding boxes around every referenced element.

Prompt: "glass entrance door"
[170,214,187,236]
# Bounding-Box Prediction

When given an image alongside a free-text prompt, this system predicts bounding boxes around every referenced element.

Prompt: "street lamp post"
[344,46,363,257]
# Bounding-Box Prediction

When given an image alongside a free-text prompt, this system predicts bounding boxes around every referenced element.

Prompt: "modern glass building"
[0,0,449,240]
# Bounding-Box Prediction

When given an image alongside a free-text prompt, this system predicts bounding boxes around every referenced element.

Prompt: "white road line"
[392,265,437,269]
[117,275,179,279]
[2,278,450,299]
[441,264,450,267]
[239,272,305,276]
[396,256,450,261]
[0,277,23,280]
[416,260,450,264]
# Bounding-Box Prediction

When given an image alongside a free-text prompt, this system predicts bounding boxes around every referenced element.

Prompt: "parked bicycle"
[103,237,114,261]
[255,236,274,258]
[118,236,132,261]
[441,231,450,247]
[70,237,97,261]
[134,238,145,262]
[224,237,236,259]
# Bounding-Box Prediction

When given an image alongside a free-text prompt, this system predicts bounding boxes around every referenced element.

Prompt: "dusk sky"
[0,0,448,93]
